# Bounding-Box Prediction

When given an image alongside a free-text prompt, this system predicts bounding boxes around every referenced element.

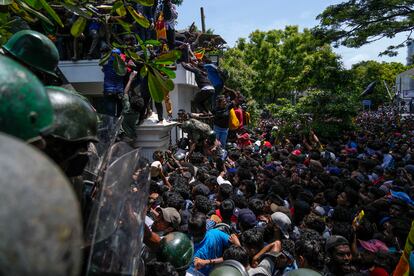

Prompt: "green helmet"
[0,133,82,275]
[3,30,59,77]
[45,86,98,142]
[158,232,194,271]
[210,260,248,276]
[0,56,54,141]
[285,268,322,276]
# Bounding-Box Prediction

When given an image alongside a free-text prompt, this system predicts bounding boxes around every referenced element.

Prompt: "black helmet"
[46,86,98,142]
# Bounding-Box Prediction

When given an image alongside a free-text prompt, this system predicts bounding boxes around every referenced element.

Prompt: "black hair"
[218,184,233,201]
[192,184,210,197]
[166,192,184,211]
[220,199,235,221]
[332,222,353,242]
[324,189,338,207]
[153,150,164,161]
[188,212,206,234]
[355,219,374,241]
[223,245,249,267]
[237,169,253,181]
[249,199,264,216]
[293,200,310,225]
[241,228,264,251]
[271,178,289,198]
[295,237,325,271]
[303,214,326,235]
[173,176,190,200]
[230,194,248,209]
[145,261,178,276]
[193,195,214,215]
[282,239,295,260]
[344,187,359,206]
[242,180,256,198]
[332,206,353,223]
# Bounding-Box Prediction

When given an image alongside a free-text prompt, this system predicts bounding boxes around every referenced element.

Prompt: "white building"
[58,60,198,160]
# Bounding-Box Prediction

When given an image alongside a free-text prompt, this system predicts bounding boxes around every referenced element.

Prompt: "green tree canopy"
[315,0,414,56]
[221,26,344,104]
[349,61,411,107]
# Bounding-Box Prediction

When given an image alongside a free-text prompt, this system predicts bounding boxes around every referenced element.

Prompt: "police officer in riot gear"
[0,55,54,147]
[43,86,98,178]
[2,29,61,84]
[0,133,83,276]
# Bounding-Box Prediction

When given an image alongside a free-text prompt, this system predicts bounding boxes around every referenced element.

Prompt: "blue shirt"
[191,229,230,275]
[204,64,223,87]
[102,49,124,94]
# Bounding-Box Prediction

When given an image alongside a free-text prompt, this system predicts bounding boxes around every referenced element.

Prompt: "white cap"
[271,212,292,239]
[150,161,162,177]
[217,175,232,186]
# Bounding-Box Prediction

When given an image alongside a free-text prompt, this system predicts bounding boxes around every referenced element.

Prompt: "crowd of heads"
[143,106,414,276]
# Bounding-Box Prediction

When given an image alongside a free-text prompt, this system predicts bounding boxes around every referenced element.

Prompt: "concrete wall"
[58,60,198,151]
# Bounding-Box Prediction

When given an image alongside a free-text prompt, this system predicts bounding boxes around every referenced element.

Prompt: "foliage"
[298,89,358,139]
[349,61,412,107]
[0,0,182,102]
[221,26,344,104]
[315,0,414,56]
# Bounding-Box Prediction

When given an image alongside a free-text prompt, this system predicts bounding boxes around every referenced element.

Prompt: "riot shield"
[83,114,124,182]
[84,148,150,276]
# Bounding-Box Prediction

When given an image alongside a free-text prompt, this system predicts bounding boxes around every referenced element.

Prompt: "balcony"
[58,60,196,95]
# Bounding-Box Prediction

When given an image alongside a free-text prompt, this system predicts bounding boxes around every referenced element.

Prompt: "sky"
[176,0,408,68]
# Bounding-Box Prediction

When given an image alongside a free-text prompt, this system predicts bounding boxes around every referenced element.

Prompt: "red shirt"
[234,108,244,129]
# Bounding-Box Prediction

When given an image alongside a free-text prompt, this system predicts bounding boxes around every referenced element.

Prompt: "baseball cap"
[217,175,232,185]
[238,208,257,228]
[271,212,291,239]
[358,239,388,253]
[325,235,349,252]
[150,161,162,177]
[263,141,272,148]
[157,207,181,230]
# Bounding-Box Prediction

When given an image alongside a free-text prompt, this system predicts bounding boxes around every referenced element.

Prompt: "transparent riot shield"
[83,114,124,182]
[84,148,150,276]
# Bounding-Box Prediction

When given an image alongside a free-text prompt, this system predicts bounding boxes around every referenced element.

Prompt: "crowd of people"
[140,105,414,276]
[3,2,414,276]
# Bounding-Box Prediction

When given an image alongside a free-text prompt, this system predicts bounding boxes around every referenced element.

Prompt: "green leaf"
[70,16,87,37]
[157,66,176,79]
[111,42,127,49]
[0,0,12,5]
[127,49,144,63]
[38,0,63,27]
[113,53,127,76]
[127,5,150,29]
[113,1,126,16]
[144,39,161,46]
[148,70,167,103]
[153,50,181,63]
[63,0,76,5]
[152,67,174,91]
[22,0,41,9]
[140,65,148,78]
[112,0,123,10]
[16,0,53,26]
[62,3,92,19]
[99,51,111,66]
[115,19,132,32]
[131,0,154,7]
